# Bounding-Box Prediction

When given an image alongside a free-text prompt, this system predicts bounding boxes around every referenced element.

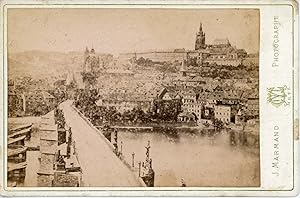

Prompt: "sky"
[8,8,259,55]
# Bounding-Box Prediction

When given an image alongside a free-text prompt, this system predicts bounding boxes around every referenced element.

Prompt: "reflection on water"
[118,130,260,187]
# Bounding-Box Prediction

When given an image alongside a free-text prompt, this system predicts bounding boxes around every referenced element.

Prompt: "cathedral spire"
[195,22,206,50]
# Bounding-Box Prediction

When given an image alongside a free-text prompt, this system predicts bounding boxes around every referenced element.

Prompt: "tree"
[105,107,119,124]
[212,118,224,132]
[153,99,182,121]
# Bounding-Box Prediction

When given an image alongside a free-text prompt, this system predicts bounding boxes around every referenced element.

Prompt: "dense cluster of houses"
[158,84,259,126]
[92,82,258,127]
[7,73,79,117]
[8,79,56,117]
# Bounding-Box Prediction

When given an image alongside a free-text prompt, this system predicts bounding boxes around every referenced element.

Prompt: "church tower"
[81,47,98,89]
[84,47,89,63]
[195,22,206,50]
[180,54,187,77]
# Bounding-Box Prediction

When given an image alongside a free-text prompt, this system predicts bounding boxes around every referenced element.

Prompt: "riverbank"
[72,103,260,186]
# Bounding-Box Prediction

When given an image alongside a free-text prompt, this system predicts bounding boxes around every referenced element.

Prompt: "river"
[118,129,260,187]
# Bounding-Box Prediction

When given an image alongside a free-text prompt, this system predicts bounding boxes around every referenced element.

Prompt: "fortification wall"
[119,51,186,62]
[241,57,259,67]
[119,51,253,67]
[205,59,242,66]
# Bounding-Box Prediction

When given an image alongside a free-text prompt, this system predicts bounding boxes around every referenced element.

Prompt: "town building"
[214,104,231,123]
[223,91,242,105]
[205,85,224,106]
[181,88,202,120]
[157,87,182,101]
[246,92,259,118]
[157,86,205,122]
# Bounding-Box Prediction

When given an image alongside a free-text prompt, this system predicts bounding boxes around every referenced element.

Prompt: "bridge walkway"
[60,101,143,187]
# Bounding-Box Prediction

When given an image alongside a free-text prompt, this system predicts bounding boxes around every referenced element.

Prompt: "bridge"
[96,126,153,130]
[60,101,144,187]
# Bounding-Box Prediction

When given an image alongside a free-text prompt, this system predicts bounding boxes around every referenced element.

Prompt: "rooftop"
[213,38,230,46]
[8,135,26,145]
[8,127,31,139]
[8,146,27,157]
[8,162,27,172]
[9,123,32,132]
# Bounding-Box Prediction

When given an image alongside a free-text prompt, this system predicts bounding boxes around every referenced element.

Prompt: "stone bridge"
[60,100,144,187]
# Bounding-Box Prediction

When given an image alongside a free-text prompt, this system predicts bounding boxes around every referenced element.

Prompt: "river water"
[118,129,260,187]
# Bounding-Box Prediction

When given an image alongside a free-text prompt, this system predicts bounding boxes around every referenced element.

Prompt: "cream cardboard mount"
[0,0,298,196]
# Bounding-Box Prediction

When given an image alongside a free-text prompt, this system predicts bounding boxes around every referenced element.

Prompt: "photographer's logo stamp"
[267,85,291,107]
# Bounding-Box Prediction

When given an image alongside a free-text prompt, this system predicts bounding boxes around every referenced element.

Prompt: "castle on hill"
[119,23,258,67]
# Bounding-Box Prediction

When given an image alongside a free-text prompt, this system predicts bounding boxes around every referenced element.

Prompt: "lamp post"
[138,161,141,177]
[132,152,135,168]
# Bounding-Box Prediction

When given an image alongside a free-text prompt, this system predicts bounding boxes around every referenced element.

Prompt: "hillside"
[8,51,113,80]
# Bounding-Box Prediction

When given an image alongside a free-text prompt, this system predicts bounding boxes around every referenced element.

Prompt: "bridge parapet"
[70,103,148,187]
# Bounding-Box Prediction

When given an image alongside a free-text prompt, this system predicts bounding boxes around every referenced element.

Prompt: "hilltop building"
[119,23,258,67]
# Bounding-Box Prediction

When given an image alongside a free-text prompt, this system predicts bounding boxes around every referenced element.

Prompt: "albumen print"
[6,7,263,188]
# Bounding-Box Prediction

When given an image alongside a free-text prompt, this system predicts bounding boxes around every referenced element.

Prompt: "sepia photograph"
[7,8,260,187]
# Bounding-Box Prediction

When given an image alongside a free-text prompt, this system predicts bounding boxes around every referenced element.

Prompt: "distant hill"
[8,51,113,80]
[8,51,83,80]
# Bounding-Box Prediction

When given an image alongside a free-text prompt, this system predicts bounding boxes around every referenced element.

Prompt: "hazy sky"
[8,8,259,54]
